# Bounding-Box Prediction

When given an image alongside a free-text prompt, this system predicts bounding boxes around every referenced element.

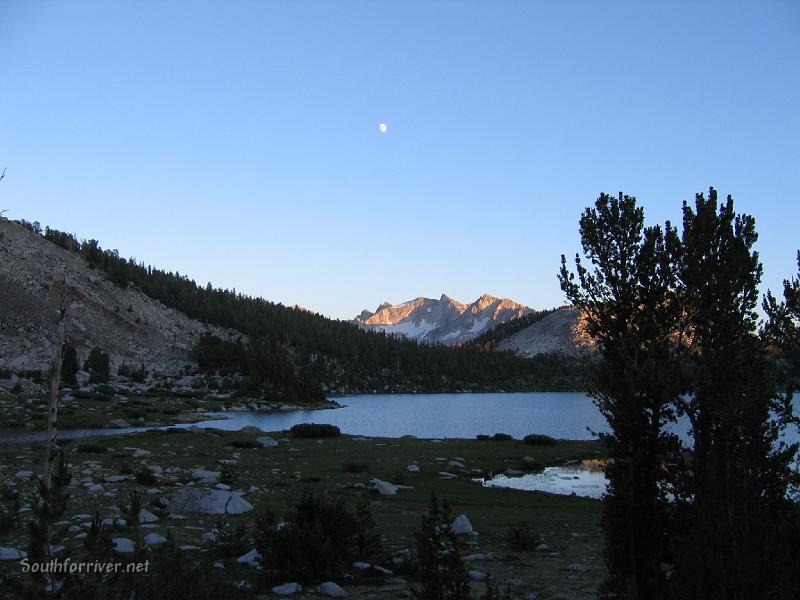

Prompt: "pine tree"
[559,192,684,599]
[672,189,798,599]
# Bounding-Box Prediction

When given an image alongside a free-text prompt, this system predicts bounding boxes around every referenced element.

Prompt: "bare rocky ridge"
[495,307,593,357]
[0,218,238,376]
[354,293,532,345]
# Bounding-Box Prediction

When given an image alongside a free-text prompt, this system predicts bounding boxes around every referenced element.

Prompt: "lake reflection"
[483,464,609,499]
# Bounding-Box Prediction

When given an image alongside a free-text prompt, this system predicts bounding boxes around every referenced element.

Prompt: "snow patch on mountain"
[353,294,531,346]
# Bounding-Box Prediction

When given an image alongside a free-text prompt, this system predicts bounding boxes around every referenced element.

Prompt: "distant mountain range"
[353,293,533,345]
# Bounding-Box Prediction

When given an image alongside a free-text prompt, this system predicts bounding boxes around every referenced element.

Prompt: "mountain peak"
[353,293,532,345]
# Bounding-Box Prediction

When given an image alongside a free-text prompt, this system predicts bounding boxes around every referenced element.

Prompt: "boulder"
[370,479,398,496]
[112,538,135,553]
[106,419,131,429]
[236,548,262,566]
[272,582,301,595]
[318,582,347,597]
[104,475,129,483]
[143,533,167,545]
[138,509,159,523]
[451,514,473,535]
[0,547,27,561]
[168,488,253,515]
[14,471,33,479]
[191,469,221,483]
[468,570,486,581]
[256,436,278,448]
[567,563,589,573]
[406,464,420,473]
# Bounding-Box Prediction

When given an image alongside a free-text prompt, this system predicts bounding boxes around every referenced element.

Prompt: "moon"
[378,123,388,134]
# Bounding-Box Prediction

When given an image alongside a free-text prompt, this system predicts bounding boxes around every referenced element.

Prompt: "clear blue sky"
[1,1,798,320]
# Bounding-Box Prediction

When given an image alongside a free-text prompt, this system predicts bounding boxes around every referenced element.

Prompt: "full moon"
[378,123,388,134]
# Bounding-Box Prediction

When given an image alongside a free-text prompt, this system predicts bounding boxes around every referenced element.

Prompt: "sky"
[1,1,799,320]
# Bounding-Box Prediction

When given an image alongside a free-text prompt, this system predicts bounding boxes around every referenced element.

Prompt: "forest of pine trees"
[23,222,590,401]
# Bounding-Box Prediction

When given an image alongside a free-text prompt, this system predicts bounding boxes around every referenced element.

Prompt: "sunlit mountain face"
[353,293,531,345]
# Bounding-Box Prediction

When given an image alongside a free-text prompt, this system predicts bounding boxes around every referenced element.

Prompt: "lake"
[3,391,796,445]
[205,392,608,440]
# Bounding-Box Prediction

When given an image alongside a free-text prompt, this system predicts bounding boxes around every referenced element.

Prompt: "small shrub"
[84,348,110,383]
[254,489,377,581]
[411,493,470,600]
[135,467,158,486]
[354,494,382,557]
[491,433,513,441]
[85,512,113,557]
[119,462,134,475]
[77,443,109,454]
[230,440,261,449]
[10,382,23,394]
[289,423,341,438]
[126,490,142,529]
[476,434,491,441]
[504,522,541,551]
[0,504,16,535]
[219,466,237,486]
[208,520,248,558]
[342,461,369,474]
[523,433,557,445]
[390,471,408,486]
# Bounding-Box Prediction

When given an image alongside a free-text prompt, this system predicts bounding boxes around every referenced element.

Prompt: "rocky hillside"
[354,294,532,345]
[0,217,236,376]
[494,307,594,357]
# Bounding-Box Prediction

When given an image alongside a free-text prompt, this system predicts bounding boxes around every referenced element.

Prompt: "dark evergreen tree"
[673,190,798,599]
[60,342,79,386]
[559,192,684,599]
[764,250,800,387]
[411,493,471,600]
[83,348,110,383]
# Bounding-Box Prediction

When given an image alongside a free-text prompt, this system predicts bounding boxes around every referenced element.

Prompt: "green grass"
[0,429,606,598]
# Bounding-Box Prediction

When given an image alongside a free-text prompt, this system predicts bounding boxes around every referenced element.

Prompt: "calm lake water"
[206,392,607,440]
[3,391,797,445]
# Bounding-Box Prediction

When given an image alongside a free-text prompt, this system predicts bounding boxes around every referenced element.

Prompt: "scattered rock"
[14,471,33,479]
[138,509,159,523]
[406,464,420,473]
[468,570,486,581]
[105,419,131,429]
[534,543,550,552]
[237,548,262,566]
[272,582,301,595]
[370,479,398,496]
[168,488,253,515]
[451,514,473,535]
[0,547,27,560]
[567,563,589,573]
[191,469,221,483]
[112,538,135,553]
[317,581,347,597]
[143,533,167,545]
[256,436,278,448]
